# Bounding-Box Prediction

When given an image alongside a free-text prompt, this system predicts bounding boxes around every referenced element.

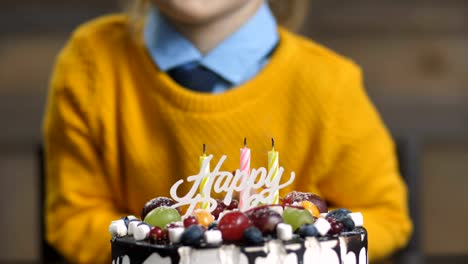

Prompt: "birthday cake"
[109,145,368,264]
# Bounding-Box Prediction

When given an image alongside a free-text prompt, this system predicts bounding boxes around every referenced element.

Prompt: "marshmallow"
[109,220,127,237]
[168,227,185,244]
[133,223,151,241]
[348,212,364,227]
[127,220,141,235]
[314,218,331,236]
[320,213,328,218]
[204,230,223,244]
[122,215,138,227]
[276,223,293,241]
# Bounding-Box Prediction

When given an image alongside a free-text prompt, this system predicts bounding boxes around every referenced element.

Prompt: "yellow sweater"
[43,15,412,263]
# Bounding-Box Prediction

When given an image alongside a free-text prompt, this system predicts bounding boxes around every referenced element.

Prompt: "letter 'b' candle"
[239,138,251,211]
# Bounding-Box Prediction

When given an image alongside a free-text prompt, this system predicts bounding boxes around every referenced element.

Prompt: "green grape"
[282,207,315,231]
[144,206,181,228]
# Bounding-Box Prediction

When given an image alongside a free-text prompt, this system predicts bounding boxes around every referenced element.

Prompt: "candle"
[239,138,251,211]
[268,138,280,204]
[199,144,210,210]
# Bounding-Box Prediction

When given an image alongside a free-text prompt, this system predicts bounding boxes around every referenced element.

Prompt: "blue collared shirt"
[144,3,279,93]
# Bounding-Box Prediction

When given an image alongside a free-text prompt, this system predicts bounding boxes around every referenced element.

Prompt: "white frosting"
[303,238,321,262]
[344,252,357,264]
[320,240,340,263]
[142,253,171,264]
[359,247,367,264]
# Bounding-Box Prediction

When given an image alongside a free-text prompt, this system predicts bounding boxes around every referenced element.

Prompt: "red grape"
[183,216,198,228]
[218,211,251,241]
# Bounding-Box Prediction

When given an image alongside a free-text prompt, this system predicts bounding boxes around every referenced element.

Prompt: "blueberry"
[341,217,355,231]
[122,216,130,227]
[180,225,204,246]
[122,217,139,227]
[243,226,264,245]
[326,208,351,221]
[298,224,318,238]
[208,222,218,230]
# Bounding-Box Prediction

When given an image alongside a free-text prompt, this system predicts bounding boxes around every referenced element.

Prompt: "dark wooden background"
[1,0,467,261]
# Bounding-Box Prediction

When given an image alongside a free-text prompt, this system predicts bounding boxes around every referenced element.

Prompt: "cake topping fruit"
[246,206,283,234]
[243,226,264,245]
[141,197,178,220]
[180,225,205,246]
[341,217,355,231]
[208,222,218,230]
[226,199,239,210]
[326,208,352,221]
[183,216,198,228]
[193,209,215,227]
[298,223,319,238]
[149,226,165,242]
[218,211,252,241]
[144,206,182,228]
[282,207,315,231]
[283,191,328,213]
[211,199,227,220]
[300,201,321,218]
[327,217,344,235]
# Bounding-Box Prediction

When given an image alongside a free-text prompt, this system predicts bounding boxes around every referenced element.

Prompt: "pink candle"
[239,138,251,211]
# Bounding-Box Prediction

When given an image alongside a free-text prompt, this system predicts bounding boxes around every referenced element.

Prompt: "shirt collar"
[144,3,278,84]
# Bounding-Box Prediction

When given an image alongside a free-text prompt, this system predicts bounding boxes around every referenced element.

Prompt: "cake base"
[111,227,368,264]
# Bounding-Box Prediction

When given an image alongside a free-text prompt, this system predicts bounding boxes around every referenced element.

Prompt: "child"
[43,0,412,262]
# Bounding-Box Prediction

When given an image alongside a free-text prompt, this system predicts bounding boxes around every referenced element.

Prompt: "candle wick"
[271,138,275,149]
[203,144,206,154]
[244,137,247,147]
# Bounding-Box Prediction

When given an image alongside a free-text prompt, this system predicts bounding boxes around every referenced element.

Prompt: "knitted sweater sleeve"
[43,31,122,263]
[319,62,413,261]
